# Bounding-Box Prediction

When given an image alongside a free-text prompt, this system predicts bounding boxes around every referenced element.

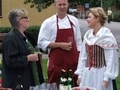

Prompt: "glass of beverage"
[67,37,73,45]
[51,83,57,90]
[40,83,47,90]
[29,86,34,90]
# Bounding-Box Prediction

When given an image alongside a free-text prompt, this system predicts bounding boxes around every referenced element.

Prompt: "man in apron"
[37,0,82,86]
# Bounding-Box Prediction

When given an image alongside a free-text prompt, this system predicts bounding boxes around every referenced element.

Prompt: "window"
[0,0,1,17]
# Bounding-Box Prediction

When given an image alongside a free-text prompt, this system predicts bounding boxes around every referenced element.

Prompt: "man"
[38,0,82,86]
[107,7,112,23]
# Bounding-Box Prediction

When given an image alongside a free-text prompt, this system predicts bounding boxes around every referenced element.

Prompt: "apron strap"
[56,15,74,30]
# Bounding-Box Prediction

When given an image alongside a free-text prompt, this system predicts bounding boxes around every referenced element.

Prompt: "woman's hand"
[77,78,82,85]
[102,80,109,89]
[27,54,38,61]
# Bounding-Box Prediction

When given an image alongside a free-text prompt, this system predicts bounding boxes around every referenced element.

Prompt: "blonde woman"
[75,7,119,90]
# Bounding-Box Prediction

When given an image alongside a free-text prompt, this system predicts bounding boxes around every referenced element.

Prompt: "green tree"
[24,0,54,12]
[24,0,120,12]
[103,0,120,11]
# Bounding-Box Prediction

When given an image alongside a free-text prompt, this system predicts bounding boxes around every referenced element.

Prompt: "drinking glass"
[67,37,73,44]
[51,83,57,90]
[29,86,34,90]
[40,83,47,90]
[46,83,51,90]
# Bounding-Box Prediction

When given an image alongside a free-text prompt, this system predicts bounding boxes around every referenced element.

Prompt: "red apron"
[48,15,79,86]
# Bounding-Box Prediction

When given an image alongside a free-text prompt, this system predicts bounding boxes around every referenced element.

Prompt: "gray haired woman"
[2,8,44,90]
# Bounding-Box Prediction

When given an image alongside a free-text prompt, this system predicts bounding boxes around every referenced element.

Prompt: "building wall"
[0,0,56,27]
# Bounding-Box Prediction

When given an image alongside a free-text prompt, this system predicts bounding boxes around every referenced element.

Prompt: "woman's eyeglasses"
[20,16,28,19]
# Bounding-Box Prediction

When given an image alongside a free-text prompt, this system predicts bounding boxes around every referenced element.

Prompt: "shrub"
[113,11,120,22]
[0,26,48,53]
[26,26,40,40]
[0,26,40,40]
[0,27,11,33]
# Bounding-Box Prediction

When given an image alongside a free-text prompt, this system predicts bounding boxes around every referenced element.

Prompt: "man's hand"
[60,42,72,51]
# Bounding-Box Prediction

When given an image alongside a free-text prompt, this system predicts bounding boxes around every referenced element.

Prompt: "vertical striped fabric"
[85,44,106,68]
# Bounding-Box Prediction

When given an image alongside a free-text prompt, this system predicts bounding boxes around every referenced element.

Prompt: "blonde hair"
[88,7,107,26]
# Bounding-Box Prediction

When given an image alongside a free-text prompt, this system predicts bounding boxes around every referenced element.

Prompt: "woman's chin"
[87,24,91,27]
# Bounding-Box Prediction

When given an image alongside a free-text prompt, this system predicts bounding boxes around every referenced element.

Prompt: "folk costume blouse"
[75,27,119,90]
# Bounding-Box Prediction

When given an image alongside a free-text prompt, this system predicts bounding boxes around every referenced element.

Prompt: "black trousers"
[108,15,112,23]
[112,79,117,90]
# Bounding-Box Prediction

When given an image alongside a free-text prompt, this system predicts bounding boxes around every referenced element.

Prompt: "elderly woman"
[75,7,119,90]
[2,8,44,90]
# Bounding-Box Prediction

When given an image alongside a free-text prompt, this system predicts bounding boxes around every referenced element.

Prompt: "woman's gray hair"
[8,8,27,28]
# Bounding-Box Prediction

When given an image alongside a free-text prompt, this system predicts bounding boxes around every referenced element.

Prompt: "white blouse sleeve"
[74,41,87,78]
[37,19,51,51]
[103,49,119,81]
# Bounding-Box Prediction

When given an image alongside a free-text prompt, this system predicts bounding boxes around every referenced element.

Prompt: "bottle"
[68,69,74,90]
[15,75,24,90]
[59,69,68,90]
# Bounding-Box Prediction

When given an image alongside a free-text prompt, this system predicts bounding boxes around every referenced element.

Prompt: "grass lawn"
[116,73,120,90]
[42,59,48,80]
[116,59,120,90]
[42,59,120,89]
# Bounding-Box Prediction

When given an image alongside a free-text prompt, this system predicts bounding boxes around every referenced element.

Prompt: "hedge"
[113,11,120,22]
[0,26,48,53]
[0,26,40,41]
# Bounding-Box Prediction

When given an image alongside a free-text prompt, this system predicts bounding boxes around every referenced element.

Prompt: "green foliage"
[0,26,40,41]
[89,0,100,7]
[116,58,120,90]
[113,11,120,22]
[0,26,48,53]
[23,0,120,12]
[42,59,48,81]
[23,0,101,12]
[24,0,54,12]
[0,27,12,33]
[112,0,120,9]
[26,26,40,40]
